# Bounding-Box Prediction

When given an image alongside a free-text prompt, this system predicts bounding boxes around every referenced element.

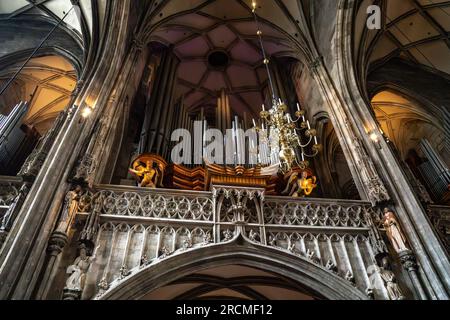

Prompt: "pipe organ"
[0,102,39,175]
[418,139,450,204]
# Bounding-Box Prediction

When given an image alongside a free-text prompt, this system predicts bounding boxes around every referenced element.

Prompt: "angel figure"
[65,244,100,292]
[282,171,317,197]
[129,160,159,188]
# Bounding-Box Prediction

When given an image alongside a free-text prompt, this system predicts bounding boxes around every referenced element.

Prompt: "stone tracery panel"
[67,185,391,300]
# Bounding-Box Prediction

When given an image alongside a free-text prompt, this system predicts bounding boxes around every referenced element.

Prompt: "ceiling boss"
[250,1,322,175]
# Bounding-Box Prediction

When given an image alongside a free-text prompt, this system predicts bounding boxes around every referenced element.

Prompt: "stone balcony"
[72,184,390,300]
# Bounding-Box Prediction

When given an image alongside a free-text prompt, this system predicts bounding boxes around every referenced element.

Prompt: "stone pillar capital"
[47,231,69,257]
[398,250,418,272]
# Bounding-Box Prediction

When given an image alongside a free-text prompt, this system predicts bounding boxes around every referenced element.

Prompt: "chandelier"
[250,2,321,173]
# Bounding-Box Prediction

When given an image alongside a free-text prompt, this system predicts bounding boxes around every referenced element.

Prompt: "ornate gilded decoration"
[129,154,167,188]
[282,169,317,197]
[205,161,278,192]
[250,3,321,174]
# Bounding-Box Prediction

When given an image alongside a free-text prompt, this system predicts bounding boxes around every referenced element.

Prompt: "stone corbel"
[72,154,96,185]
[307,55,324,74]
[132,34,145,52]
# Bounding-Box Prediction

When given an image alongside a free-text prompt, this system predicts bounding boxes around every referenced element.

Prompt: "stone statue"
[283,171,317,197]
[381,208,408,253]
[129,160,159,188]
[56,186,83,234]
[140,254,149,267]
[379,257,405,300]
[65,244,99,292]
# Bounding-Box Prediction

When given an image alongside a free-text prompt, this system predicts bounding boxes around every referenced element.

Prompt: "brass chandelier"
[250,2,321,173]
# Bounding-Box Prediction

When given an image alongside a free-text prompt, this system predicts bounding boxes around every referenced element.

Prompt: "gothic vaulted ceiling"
[143,0,308,116]
[355,0,450,76]
[0,0,108,47]
[0,55,77,135]
[372,90,447,160]
[141,265,320,300]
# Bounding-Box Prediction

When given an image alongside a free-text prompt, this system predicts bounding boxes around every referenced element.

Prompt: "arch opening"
[371,89,449,204]
[0,54,78,175]
[98,242,368,301]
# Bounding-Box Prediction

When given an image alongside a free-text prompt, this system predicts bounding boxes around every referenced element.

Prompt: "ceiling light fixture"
[250,2,321,173]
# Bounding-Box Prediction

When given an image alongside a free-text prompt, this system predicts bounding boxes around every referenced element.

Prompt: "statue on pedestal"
[57,186,83,233]
[65,244,99,293]
[381,208,409,253]
[379,257,405,300]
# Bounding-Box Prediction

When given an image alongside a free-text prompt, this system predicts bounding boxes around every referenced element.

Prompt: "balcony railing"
[72,184,387,300]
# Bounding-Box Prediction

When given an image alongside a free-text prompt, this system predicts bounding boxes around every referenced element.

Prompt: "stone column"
[0,0,132,299]
[398,250,428,300]
[73,38,148,186]
[309,59,390,206]
[328,0,450,298]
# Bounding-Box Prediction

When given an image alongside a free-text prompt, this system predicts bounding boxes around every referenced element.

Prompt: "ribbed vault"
[143,265,320,300]
[0,55,77,135]
[355,0,450,77]
[0,0,108,46]
[371,89,447,161]
[140,0,313,116]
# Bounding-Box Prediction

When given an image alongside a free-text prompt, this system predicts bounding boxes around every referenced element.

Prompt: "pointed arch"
[99,238,368,300]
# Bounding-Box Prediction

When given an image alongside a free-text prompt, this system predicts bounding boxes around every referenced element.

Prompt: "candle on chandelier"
[262,104,265,111]
[296,103,301,111]
[252,118,257,127]
[307,120,311,130]
[314,136,318,144]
